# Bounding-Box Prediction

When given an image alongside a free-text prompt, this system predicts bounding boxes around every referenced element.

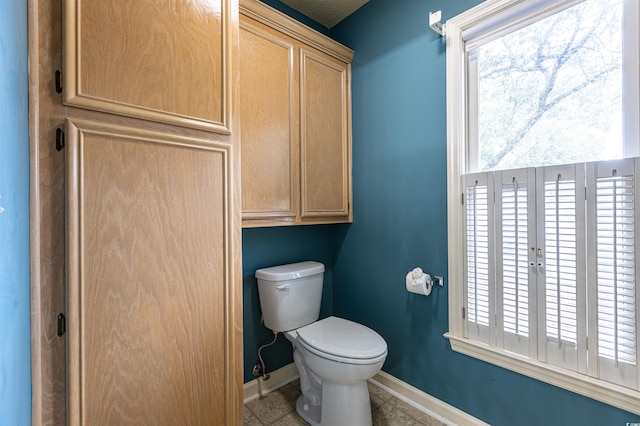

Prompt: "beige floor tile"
[422,416,448,426]
[368,381,394,403]
[369,393,386,414]
[368,381,394,414]
[389,398,446,426]
[244,405,263,426]
[246,384,300,425]
[245,380,445,426]
[372,403,423,426]
[289,379,301,390]
[270,411,310,426]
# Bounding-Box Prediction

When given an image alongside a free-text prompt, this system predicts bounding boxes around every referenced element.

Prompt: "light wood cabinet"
[240,0,353,227]
[63,0,233,133]
[65,121,237,425]
[30,0,243,424]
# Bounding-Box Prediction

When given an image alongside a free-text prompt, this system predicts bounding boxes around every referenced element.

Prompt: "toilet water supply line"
[254,332,279,397]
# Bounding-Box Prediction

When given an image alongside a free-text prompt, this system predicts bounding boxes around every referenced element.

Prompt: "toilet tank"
[255,261,325,332]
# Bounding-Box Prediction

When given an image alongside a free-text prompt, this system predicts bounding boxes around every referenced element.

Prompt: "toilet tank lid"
[255,261,324,281]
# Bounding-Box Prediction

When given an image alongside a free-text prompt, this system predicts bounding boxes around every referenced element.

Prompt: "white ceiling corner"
[279,0,369,28]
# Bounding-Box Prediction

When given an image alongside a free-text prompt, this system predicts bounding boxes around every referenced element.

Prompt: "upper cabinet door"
[63,0,233,133]
[300,49,351,219]
[240,19,298,220]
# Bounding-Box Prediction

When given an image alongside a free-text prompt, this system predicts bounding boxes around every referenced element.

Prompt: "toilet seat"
[294,316,387,365]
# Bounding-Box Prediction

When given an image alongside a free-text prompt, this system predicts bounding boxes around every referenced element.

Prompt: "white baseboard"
[243,363,486,426]
[243,363,299,404]
[370,371,489,426]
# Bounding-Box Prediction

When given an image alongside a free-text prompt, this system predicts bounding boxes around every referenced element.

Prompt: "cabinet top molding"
[240,0,354,63]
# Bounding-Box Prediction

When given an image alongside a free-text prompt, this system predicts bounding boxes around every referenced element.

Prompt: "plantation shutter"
[495,168,537,357]
[537,164,587,373]
[462,160,640,390]
[587,159,640,390]
[463,172,495,345]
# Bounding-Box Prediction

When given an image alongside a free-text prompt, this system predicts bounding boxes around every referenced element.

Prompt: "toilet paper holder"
[405,267,444,296]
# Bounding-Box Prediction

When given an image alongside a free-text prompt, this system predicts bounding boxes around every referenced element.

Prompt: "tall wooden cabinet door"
[63,0,232,133]
[240,19,298,222]
[65,120,240,425]
[300,49,351,220]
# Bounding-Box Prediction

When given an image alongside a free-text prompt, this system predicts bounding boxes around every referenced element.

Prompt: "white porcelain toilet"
[255,261,388,426]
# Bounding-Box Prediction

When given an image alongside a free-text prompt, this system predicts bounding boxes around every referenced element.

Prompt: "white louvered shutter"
[495,168,537,357]
[463,172,495,345]
[587,159,640,390]
[537,164,587,373]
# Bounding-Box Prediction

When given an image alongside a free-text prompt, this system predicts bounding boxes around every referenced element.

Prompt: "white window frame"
[445,0,640,415]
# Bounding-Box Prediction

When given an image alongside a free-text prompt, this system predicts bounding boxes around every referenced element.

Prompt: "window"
[445,0,640,415]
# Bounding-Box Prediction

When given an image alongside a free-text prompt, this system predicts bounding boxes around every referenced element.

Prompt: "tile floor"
[244,380,447,426]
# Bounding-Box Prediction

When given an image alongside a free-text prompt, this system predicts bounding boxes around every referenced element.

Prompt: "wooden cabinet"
[240,0,353,227]
[63,0,233,133]
[30,0,242,424]
[64,121,238,425]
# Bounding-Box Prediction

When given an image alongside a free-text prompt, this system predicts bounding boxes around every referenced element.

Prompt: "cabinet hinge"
[461,193,464,205]
[462,307,466,319]
[57,313,66,336]
[56,128,65,151]
[55,70,63,94]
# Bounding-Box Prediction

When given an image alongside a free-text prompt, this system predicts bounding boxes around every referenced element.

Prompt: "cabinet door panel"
[64,0,231,133]
[240,21,298,220]
[66,120,237,425]
[300,50,350,218]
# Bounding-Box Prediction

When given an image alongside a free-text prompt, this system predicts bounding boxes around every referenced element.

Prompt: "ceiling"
[279,0,369,28]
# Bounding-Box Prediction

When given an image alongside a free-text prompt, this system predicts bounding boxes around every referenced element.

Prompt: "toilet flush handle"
[276,284,290,291]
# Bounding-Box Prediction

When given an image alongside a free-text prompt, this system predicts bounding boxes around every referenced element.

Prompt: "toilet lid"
[295,316,387,360]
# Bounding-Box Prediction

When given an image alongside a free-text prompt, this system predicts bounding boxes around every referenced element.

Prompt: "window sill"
[444,333,640,416]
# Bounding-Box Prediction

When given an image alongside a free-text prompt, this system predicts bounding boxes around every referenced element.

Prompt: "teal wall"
[0,1,31,424]
[244,0,640,424]
[329,0,640,425]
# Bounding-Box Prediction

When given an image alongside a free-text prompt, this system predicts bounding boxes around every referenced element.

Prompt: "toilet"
[255,261,388,426]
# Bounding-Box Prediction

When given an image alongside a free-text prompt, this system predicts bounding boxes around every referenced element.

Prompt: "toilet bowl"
[284,316,387,426]
[255,262,388,426]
